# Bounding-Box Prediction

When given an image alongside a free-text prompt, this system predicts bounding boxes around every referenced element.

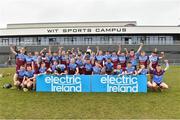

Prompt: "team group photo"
[0,0,180,119]
[11,43,169,92]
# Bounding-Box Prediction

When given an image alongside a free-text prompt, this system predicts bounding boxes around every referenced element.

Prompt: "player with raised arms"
[95,46,104,67]
[149,48,165,69]
[148,60,169,91]
[111,50,119,69]
[117,44,128,71]
[10,45,26,72]
[39,47,52,69]
[104,57,114,75]
[126,43,143,70]
[138,50,149,68]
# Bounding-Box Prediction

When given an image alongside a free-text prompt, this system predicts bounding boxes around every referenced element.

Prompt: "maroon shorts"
[112,61,118,69]
[61,61,67,66]
[34,64,39,74]
[45,62,50,69]
[152,63,158,69]
[68,70,76,75]
[17,77,23,83]
[79,67,84,74]
[84,70,92,75]
[106,71,112,75]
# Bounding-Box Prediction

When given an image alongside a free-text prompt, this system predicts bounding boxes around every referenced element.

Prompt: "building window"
[158,36,166,45]
[100,37,105,44]
[146,36,150,45]
[124,37,131,44]
[72,37,77,45]
[49,38,57,45]
[1,38,9,46]
[84,37,92,45]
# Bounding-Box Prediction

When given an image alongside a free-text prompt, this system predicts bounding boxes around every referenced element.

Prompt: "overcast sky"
[0,0,179,28]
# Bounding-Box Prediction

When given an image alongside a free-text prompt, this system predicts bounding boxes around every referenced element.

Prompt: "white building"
[0,21,180,46]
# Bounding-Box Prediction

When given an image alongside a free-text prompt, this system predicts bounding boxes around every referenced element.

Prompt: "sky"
[0,0,180,28]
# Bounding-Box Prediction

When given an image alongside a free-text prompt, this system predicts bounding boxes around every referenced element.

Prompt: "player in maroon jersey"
[10,45,26,72]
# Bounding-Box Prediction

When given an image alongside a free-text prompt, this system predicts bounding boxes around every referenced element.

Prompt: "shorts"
[17,77,23,83]
[84,70,92,75]
[68,70,75,75]
[79,67,84,74]
[106,71,112,75]
[153,81,162,86]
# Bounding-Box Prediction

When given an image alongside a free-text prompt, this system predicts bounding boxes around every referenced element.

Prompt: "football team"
[10,43,169,92]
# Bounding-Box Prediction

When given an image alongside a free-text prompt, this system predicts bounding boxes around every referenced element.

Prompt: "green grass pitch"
[0,66,180,119]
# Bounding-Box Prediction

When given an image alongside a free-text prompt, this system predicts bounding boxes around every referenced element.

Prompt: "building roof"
[7,21,137,29]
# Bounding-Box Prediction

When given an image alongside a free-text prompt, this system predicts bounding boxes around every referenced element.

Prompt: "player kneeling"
[113,64,125,76]
[22,62,35,91]
[136,64,148,75]
[148,60,169,91]
[13,65,26,89]
[125,62,137,75]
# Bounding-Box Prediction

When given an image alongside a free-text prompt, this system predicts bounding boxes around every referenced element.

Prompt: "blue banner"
[36,75,147,92]
[91,75,147,92]
[36,74,91,92]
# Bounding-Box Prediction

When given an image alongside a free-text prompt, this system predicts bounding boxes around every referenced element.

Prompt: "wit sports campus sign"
[47,27,127,34]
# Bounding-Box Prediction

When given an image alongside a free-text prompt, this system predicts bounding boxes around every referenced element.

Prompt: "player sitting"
[54,61,67,75]
[148,60,169,91]
[113,64,124,76]
[38,62,47,74]
[13,65,26,89]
